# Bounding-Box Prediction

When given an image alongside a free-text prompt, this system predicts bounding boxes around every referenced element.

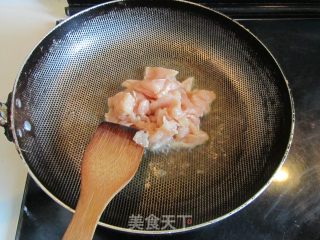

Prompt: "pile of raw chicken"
[105,67,215,150]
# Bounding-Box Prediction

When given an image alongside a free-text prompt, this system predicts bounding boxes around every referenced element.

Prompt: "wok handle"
[0,92,13,142]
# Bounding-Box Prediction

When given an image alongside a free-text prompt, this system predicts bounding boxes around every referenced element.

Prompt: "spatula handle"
[63,190,112,240]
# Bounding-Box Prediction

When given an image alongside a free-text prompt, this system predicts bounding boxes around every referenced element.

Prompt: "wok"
[0,0,294,234]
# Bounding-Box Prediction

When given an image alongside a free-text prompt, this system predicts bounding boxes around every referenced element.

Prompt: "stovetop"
[15,4,320,240]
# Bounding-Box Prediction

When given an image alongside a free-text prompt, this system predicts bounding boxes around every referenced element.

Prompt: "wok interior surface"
[12,1,292,231]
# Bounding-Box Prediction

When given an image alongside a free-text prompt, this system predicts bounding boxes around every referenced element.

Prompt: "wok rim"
[10,0,295,235]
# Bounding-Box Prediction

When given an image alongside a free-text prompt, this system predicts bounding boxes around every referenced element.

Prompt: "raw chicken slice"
[181,77,194,91]
[190,89,216,116]
[105,92,136,124]
[105,67,215,150]
[172,130,209,149]
[122,79,166,99]
[133,131,149,148]
[136,99,150,116]
[144,67,178,80]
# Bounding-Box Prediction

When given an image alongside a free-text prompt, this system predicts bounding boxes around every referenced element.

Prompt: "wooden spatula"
[63,122,144,240]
